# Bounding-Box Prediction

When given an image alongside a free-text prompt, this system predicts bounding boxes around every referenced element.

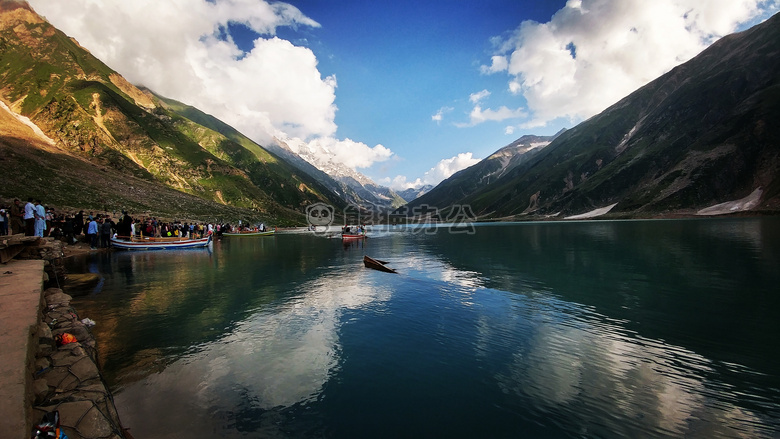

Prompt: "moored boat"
[110,235,212,250]
[363,255,396,273]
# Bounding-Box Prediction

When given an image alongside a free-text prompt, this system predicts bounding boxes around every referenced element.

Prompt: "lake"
[65,218,780,438]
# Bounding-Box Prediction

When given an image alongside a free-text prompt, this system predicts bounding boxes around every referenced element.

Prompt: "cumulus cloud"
[386,152,481,190]
[302,137,393,170]
[29,0,337,146]
[455,105,527,127]
[482,0,777,127]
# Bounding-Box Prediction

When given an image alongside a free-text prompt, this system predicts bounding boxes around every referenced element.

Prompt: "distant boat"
[342,226,366,240]
[223,230,275,237]
[363,255,397,273]
[111,235,212,250]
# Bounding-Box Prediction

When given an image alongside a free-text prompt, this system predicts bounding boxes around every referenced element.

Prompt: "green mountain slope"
[152,92,348,211]
[0,1,340,224]
[413,13,780,220]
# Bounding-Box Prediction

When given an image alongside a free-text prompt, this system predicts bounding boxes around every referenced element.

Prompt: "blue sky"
[272,0,569,185]
[28,0,780,190]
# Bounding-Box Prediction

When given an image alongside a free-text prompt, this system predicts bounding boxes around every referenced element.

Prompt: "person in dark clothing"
[100,216,114,248]
[120,211,133,237]
[63,215,76,245]
[74,210,84,236]
[10,199,24,235]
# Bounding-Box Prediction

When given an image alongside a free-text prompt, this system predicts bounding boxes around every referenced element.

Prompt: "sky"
[27,0,780,191]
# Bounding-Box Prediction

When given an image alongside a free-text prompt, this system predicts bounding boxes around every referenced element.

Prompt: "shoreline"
[0,235,127,439]
[33,286,127,439]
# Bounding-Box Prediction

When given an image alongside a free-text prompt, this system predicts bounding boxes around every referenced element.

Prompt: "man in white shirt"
[34,200,46,237]
[23,197,35,236]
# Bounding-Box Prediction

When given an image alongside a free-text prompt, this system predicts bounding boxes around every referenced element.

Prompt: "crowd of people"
[0,197,240,250]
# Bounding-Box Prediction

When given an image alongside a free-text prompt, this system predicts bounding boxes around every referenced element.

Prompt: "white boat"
[110,235,212,250]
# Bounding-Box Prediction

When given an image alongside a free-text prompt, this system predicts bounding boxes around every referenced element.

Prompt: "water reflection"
[110,264,394,437]
[66,219,780,438]
[490,295,770,437]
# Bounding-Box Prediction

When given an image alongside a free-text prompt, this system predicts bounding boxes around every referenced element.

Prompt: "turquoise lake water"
[66,218,780,438]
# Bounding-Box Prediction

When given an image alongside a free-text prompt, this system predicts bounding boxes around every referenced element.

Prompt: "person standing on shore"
[34,200,46,237]
[0,206,7,235]
[100,215,114,248]
[45,207,53,236]
[74,210,84,236]
[87,216,99,249]
[9,199,24,235]
[63,214,76,244]
[23,197,35,236]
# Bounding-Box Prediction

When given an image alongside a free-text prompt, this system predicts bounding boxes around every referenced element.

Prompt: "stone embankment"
[33,287,125,439]
[0,235,126,439]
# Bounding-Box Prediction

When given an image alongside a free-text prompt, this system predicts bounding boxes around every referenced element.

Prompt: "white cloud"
[383,175,424,191]
[505,126,516,135]
[469,89,491,103]
[432,106,453,123]
[303,137,393,170]
[28,0,337,145]
[480,55,508,74]
[386,152,481,190]
[456,105,527,127]
[482,0,777,127]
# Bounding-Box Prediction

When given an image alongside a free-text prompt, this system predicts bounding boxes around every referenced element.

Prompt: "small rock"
[33,378,49,404]
[45,291,72,307]
[38,343,53,357]
[44,287,63,297]
[37,322,53,339]
[71,357,100,382]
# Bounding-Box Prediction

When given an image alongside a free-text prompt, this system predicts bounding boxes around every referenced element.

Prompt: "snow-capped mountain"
[269,137,405,209]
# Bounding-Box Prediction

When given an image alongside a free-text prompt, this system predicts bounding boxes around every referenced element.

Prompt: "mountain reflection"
[488,296,766,437]
[66,219,780,438]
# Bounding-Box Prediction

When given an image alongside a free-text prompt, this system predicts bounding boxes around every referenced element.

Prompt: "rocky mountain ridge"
[407,14,780,219]
[404,132,563,213]
[270,136,406,209]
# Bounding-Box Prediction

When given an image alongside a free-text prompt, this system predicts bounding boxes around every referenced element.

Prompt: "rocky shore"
[32,287,125,439]
[1,235,127,439]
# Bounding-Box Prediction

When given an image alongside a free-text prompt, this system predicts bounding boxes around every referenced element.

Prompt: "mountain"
[269,137,406,209]
[411,13,780,220]
[397,185,434,202]
[405,132,563,212]
[149,92,348,212]
[0,0,342,224]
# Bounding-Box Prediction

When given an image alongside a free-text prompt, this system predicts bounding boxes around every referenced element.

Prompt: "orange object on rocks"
[55,333,77,345]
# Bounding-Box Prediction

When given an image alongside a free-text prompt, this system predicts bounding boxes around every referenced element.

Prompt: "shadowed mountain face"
[0,1,342,224]
[408,14,780,220]
[404,133,562,213]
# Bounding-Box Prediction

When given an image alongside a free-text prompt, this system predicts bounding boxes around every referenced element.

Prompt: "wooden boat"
[363,255,396,273]
[223,230,275,237]
[341,225,366,240]
[110,234,212,250]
